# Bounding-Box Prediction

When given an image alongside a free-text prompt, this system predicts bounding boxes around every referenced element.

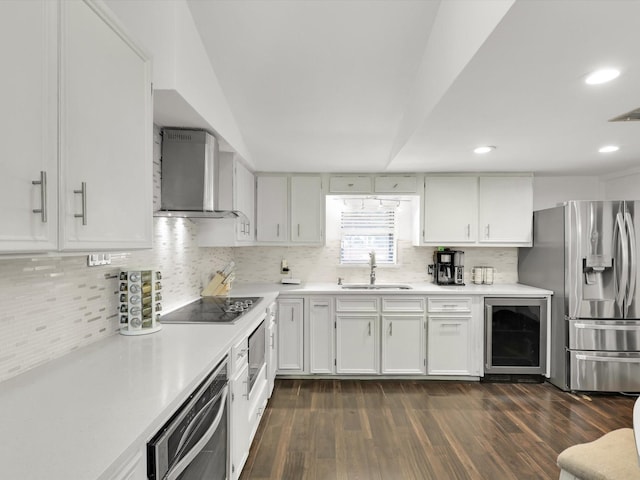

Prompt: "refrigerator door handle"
[574,322,640,331]
[614,212,628,309]
[575,353,640,363]
[569,201,582,319]
[625,211,637,316]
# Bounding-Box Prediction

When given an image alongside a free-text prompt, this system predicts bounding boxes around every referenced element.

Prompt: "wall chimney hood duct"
[155,129,242,219]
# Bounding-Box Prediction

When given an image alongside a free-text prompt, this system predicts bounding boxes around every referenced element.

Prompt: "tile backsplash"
[233,241,517,285]
[0,227,516,383]
[0,218,233,383]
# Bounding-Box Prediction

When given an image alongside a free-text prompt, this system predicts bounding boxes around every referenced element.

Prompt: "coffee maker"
[429,249,465,285]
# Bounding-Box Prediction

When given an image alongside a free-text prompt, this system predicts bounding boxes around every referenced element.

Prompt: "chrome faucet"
[369,250,377,285]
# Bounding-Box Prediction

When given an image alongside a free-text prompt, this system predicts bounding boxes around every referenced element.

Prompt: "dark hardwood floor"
[240,379,636,480]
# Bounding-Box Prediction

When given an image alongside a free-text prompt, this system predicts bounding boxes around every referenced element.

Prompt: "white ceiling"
[187,0,640,176]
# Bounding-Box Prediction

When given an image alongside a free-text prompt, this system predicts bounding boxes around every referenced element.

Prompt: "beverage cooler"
[484,297,547,376]
[118,269,163,335]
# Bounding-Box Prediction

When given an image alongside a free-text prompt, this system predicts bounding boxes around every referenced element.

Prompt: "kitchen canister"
[472,266,495,285]
[118,269,163,335]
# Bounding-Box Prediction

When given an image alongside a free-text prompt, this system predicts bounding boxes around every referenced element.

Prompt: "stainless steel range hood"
[154,128,242,219]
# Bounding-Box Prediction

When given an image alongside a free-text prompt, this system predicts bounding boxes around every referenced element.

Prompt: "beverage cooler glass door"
[485,298,547,374]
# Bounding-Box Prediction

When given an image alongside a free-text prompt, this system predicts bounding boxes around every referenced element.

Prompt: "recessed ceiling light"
[598,145,619,153]
[474,146,496,154]
[585,68,620,85]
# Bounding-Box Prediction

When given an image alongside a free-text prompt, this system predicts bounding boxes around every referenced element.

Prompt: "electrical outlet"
[280,258,290,275]
[87,253,112,267]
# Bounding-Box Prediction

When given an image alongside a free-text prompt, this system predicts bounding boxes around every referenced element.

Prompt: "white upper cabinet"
[421,174,532,247]
[255,174,323,245]
[329,175,372,193]
[0,1,58,252]
[290,176,323,244]
[478,176,533,245]
[234,160,255,240]
[256,175,288,243]
[374,175,417,194]
[199,152,255,245]
[424,176,478,244]
[0,1,152,254]
[59,0,152,251]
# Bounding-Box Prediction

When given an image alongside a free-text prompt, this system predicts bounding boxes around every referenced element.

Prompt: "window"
[340,208,397,265]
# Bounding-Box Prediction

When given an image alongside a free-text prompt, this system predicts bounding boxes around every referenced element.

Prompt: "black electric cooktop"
[160,297,262,324]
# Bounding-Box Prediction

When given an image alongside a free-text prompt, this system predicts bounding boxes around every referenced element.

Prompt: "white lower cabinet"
[309,298,334,374]
[428,316,472,375]
[336,315,379,374]
[266,303,278,396]
[427,295,476,375]
[280,294,480,378]
[382,315,426,374]
[230,338,250,480]
[277,298,304,373]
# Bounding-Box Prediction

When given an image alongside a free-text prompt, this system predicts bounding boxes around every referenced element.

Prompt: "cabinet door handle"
[485,224,490,239]
[297,224,301,237]
[466,223,470,238]
[74,182,87,225]
[32,171,47,223]
[291,309,294,322]
[392,183,398,189]
[389,322,393,336]
[277,223,280,237]
[368,321,371,336]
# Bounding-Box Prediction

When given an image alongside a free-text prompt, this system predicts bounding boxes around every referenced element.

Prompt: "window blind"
[340,209,396,264]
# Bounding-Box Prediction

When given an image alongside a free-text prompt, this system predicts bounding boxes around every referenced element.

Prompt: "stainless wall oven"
[485,298,547,375]
[148,357,228,480]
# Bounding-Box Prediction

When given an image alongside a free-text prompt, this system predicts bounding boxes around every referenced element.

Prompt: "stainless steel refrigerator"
[518,200,640,392]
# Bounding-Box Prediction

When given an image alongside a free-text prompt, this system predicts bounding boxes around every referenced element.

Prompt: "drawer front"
[329,175,372,193]
[427,297,472,313]
[336,296,378,312]
[568,320,640,350]
[381,297,425,313]
[374,175,417,193]
[570,351,640,392]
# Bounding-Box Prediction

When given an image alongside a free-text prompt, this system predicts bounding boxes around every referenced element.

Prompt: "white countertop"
[0,294,277,480]
[0,282,550,480]
[232,281,553,296]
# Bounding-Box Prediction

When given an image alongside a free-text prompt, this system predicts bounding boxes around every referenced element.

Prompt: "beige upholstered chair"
[557,397,640,480]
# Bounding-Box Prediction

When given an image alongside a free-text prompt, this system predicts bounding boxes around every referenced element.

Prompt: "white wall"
[104,0,252,164]
[602,168,640,200]
[532,176,603,211]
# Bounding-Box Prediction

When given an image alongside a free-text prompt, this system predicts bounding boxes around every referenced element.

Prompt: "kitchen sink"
[340,283,413,290]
